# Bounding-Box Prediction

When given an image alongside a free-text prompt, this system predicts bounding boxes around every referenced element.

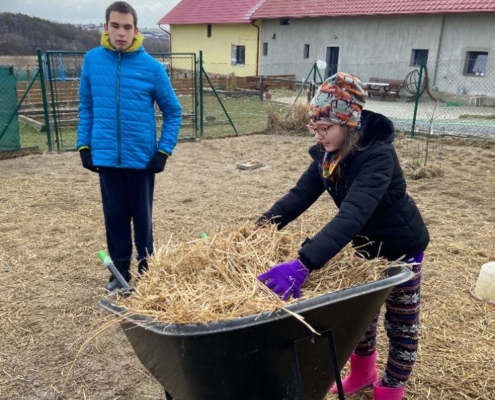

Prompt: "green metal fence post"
[316,64,324,84]
[45,53,61,151]
[199,51,204,138]
[285,64,318,119]
[37,49,53,152]
[192,52,198,139]
[202,69,238,136]
[312,61,318,98]
[410,59,425,138]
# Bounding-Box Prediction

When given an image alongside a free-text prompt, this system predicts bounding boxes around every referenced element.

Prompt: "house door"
[325,47,339,78]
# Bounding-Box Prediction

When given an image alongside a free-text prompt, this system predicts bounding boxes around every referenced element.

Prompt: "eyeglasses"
[306,123,333,136]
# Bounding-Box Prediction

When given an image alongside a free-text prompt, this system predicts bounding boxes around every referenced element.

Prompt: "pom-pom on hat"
[309,72,368,128]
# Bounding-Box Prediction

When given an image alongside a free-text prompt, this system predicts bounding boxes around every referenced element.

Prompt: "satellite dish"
[316,60,327,69]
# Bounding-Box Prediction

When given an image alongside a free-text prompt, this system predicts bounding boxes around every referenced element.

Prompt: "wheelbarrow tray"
[99,266,413,400]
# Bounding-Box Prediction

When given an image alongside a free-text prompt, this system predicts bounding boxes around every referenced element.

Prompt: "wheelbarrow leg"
[164,390,173,400]
[327,330,345,400]
[292,329,346,400]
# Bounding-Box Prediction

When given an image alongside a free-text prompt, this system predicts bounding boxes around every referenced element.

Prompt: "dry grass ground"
[1,134,494,400]
[0,55,39,65]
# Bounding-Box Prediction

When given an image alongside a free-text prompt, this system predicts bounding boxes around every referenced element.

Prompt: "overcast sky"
[0,0,181,29]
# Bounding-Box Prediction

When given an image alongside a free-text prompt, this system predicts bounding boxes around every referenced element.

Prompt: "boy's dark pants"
[99,168,155,263]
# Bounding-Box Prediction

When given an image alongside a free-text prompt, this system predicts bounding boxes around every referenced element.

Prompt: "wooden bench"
[366,77,405,100]
[244,74,297,92]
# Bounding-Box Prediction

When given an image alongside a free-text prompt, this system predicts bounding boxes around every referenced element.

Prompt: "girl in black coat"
[257,72,428,400]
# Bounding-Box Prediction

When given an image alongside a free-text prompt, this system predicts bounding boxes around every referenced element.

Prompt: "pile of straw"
[116,223,397,325]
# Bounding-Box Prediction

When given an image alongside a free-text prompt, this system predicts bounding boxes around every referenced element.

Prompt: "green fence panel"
[13,51,495,152]
[41,51,198,151]
[0,66,21,151]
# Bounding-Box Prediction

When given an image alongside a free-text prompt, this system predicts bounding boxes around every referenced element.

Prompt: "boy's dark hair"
[105,2,138,27]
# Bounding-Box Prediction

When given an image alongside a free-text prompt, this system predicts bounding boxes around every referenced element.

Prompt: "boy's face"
[104,11,138,51]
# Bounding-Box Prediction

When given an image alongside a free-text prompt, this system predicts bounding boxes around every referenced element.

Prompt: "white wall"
[434,13,495,95]
[258,13,495,95]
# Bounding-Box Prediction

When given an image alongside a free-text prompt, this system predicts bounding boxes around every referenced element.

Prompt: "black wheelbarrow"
[99,265,413,400]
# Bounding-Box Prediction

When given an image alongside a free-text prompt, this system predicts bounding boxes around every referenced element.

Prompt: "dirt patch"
[1,135,494,399]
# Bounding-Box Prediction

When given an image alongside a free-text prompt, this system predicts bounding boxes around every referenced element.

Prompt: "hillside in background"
[0,12,169,56]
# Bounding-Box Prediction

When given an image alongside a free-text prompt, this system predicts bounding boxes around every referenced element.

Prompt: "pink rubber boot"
[331,351,378,395]
[373,380,405,399]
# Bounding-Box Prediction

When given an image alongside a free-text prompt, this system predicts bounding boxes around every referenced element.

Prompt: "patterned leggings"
[354,252,423,387]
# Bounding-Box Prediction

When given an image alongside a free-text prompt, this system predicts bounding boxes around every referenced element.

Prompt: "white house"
[251,0,495,96]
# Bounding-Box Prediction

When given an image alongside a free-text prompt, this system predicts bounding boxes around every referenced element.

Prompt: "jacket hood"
[101,31,144,52]
[359,109,395,146]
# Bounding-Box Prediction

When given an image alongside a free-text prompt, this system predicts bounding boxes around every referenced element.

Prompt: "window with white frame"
[263,43,268,56]
[411,49,428,66]
[231,45,246,66]
[464,51,488,76]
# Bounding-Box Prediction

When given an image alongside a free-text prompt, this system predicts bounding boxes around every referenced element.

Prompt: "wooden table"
[364,82,390,99]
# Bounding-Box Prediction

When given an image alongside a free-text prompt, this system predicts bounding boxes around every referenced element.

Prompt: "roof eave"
[158,20,252,25]
[251,9,495,19]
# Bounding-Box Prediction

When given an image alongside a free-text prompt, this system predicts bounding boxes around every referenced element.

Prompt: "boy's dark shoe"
[105,260,131,291]
[138,259,149,275]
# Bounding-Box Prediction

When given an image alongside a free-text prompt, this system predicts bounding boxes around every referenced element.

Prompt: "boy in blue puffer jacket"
[76,1,182,291]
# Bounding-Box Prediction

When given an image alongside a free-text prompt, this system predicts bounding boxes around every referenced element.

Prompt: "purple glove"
[257,259,310,301]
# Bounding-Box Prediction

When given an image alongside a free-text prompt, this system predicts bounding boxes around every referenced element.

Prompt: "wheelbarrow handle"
[98,250,134,292]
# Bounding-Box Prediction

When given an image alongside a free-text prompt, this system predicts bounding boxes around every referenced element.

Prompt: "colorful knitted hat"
[309,72,368,128]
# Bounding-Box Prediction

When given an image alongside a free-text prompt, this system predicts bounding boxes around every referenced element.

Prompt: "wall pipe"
[250,19,260,76]
[431,13,446,89]
[158,24,172,53]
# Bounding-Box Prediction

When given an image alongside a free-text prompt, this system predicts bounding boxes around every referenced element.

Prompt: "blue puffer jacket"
[76,33,182,169]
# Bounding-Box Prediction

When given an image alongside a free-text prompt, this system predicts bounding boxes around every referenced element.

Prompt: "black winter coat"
[260,110,429,271]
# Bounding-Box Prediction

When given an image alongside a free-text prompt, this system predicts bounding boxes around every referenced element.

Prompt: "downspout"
[431,13,445,88]
[158,24,172,53]
[250,19,260,76]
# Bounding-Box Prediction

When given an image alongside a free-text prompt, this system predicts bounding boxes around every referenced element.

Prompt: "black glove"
[255,214,277,227]
[147,151,168,173]
[79,149,99,173]
[255,215,269,227]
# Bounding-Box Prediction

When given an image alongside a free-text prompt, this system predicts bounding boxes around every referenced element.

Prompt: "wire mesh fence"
[255,58,495,140]
[200,59,294,137]
[0,53,53,154]
[0,66,22,152]
[44,51,85,150]
[412,58,495,139]
[3,51,494,168]
[152,52,198,140]
[41,51,200,151]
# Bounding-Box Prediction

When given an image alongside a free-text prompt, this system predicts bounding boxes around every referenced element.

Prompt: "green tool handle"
[98,250,112,266]
[97,250,133,292]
